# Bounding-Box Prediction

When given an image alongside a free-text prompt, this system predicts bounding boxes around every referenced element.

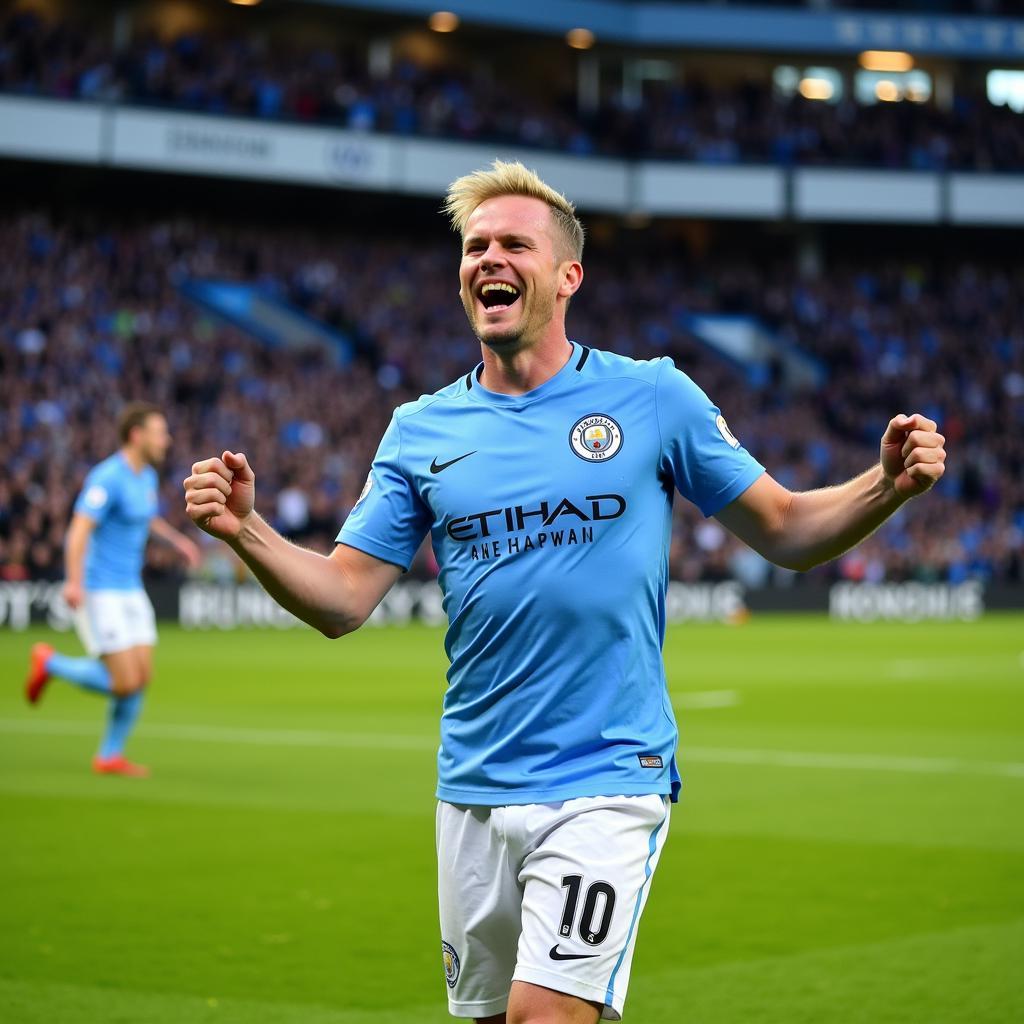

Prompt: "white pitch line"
[884,660,935,679]
[884,655,1024,679]
[2,717,1022,780]
[0,717,437,751]
[674,689,740,709]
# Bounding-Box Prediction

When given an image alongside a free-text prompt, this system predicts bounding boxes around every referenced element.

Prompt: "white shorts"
[437,793,670,1020]
[74,589,157,657]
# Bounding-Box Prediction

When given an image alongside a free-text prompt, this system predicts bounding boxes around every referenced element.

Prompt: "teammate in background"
[184,162,946,1024]
[25,402,200,777]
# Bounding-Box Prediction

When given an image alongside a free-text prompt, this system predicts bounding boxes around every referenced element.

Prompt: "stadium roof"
[311,0,1024,59]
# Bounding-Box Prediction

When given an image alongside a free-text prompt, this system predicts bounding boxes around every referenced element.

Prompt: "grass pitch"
[1,615,1022,1023]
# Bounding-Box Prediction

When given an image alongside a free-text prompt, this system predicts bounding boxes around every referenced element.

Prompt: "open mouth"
[478,281,522,314]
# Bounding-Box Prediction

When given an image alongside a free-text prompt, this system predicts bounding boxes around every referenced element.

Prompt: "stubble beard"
[462,287,557,356]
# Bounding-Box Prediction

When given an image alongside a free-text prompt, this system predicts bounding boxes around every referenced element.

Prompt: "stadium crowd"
[1,209,1021,587]
[2,10,1022,171]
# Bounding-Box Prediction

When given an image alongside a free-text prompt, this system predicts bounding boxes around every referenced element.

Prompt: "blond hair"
[442,159,585,262]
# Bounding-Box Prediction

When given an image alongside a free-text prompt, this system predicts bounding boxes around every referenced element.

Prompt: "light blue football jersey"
[338,343,765,805]
[73,452,159,591]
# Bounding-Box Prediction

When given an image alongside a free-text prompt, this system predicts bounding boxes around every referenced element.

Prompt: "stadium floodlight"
[855,68,930,105]
[904,71,931,104]
[875,80,900,102]
[988,69,1024,113]
[428,11,460,33]
[859,50,914,73]
[798,67,842,103]
[773,65,800,98]
[799,78,834,102]
[566,28,596,50]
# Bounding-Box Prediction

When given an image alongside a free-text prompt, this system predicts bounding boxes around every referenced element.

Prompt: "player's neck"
[121,446,146,473]
[478,333,573,396]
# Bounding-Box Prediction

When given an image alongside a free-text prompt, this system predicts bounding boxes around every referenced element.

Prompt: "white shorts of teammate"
[437,793,670,1020]
[74,589,158,657]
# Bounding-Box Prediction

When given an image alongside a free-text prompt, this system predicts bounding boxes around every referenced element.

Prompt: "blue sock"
[98,690,146,760]
[45,652,112,695]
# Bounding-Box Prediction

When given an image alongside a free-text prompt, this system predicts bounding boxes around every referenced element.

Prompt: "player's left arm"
[150,516,202,569]
[715,414,946,572]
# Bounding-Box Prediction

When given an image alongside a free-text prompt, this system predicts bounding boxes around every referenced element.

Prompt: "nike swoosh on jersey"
[430,451,477,474]
[548,945,600,961]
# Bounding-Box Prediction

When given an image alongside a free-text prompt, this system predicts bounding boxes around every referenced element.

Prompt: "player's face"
[136,415,171,466]
[459,195,572,352]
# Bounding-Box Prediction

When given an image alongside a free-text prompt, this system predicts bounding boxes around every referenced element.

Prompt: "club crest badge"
[84,485,108,510]
[354,473,373,508]
[716,414,741,449]
[441,941,461,988]
[569,414,623,462]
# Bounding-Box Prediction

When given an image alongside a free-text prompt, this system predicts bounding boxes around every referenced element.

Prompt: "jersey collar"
[465,341,588,409]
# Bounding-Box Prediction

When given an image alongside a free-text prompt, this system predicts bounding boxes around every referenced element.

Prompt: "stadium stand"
[1,209,1020,587]
[2,9,1023,170]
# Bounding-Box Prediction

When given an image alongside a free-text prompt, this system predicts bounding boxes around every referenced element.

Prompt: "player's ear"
[558,260,583,299]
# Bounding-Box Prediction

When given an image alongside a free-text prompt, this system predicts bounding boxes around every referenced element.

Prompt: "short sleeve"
[656,359,766,517]
[74,464,116,523]
[337,413,432,571]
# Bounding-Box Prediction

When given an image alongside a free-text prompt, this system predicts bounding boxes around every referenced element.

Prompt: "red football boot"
[92,755,151,778]
[25,643,55,705]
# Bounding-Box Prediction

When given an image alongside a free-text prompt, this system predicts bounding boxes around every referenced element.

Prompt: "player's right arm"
[184,452,400,638]
[63,513,96,610]
[65,465,115,610]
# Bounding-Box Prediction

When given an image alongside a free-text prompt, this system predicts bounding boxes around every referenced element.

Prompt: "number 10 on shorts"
[558,875,616,945]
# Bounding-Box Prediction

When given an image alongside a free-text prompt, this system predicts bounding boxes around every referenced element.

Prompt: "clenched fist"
[183,451,255,541]
[880,414,946,500]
